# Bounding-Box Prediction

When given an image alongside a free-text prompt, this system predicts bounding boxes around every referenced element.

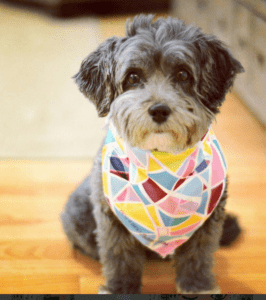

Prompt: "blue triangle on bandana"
[134,233,156,245]
[159,210,190,227]
[132,184,151,205]
[131,147,147,166]
[110,174,128,197]
[196,190,208,214]
[110,157,125,172]
[105,129,116,145]
[200,168,210,183]
[130,163,138,182]
[195,160,208,173]
[111,146,124,157]
[177,177,203,197]
[114,206,154,234]
[197,149,205,165]
[103,155,109,172]
[148,171,178,190]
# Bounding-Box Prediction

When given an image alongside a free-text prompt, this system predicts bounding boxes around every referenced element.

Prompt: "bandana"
[102,123,227,258]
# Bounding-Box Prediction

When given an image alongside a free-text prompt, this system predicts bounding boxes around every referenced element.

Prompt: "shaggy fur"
[61,15,244,294]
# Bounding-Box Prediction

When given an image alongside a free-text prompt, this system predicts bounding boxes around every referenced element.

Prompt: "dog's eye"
[127,73,141,85]
[176,70,189,81]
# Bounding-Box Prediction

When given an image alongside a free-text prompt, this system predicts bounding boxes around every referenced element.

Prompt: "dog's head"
[74,15,244,153]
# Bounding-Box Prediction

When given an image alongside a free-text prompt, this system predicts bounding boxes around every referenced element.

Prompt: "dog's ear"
[195,37,245,112]
[73,37,121,117]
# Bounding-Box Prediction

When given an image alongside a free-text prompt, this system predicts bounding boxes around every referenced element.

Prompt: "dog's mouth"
[154,130,164,134]
[143,129,172,135]
[138,129,180,153]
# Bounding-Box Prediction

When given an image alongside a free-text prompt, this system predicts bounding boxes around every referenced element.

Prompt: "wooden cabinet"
[172,0,266,126]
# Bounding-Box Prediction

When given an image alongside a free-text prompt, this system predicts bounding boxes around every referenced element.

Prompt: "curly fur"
[62,15,244,294]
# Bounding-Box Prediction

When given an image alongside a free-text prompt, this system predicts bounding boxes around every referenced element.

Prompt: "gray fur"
[62,15,244,294]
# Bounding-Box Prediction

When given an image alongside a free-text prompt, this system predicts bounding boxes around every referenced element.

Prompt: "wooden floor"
[1,11,266,295]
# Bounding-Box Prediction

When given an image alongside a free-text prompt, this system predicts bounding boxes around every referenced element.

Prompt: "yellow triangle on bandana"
[152,146,196,172]
[148,157,163,172]
[115,203,155,231]
[116,135,125,152]
[203,140,212,155]
[170,215,202,232]
[102,171,109,196]
[146,205,161,227]
[102,145,108,162]
[136,167,148,183]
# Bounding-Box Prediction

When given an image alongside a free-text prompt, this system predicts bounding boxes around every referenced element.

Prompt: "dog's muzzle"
[148,103,171,124]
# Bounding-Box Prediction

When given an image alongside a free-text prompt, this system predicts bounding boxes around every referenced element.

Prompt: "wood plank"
[0,275,80,294]
[0,258,100,276]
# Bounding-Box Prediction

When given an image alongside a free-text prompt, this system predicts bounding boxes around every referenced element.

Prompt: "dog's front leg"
[172,197,226,294]
[94,206,146,294]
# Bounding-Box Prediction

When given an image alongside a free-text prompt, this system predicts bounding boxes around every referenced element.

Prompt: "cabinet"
[172,0,266,126]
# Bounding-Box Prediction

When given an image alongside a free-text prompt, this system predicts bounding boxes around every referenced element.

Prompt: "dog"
[61,15,244,294]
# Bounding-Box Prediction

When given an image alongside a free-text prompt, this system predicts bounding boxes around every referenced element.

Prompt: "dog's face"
[74,15,244,154]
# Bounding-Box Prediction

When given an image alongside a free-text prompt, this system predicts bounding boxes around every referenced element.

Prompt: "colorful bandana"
[102,123,227,257]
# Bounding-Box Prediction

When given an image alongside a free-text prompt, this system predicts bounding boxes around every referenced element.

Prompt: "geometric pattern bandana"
[102,122,227,258]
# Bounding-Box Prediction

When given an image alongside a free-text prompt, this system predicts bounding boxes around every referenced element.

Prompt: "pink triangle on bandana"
[128,186,142,202]
[179,200,199,212]
[182,159,196,177]
[116,188,127,202]
[154,239,187,257]
[126,146,145,168]
[120,157,130,168]
[211,145,225,186]
[176,160,188,176]
[116,186,142,203]
[158,196,180,215]
[171,220,202,235]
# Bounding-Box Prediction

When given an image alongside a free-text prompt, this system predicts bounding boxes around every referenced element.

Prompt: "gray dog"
[61,15,244,294]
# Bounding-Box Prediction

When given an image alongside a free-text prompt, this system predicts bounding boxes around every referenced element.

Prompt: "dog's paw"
[176,283,221,294]
[98,285,112,294]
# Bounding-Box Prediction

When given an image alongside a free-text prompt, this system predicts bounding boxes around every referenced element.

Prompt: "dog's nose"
[148,104,171,124]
